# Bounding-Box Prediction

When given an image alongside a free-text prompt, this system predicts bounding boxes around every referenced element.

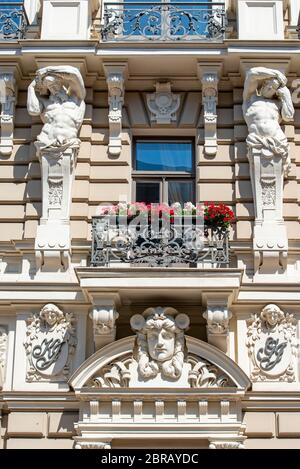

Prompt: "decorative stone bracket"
[197,64,222,156]
[203,294,232,353]
[103,63,127,157]
[89,294,120,351]
[146,82,180,125]
[0,70,17,157]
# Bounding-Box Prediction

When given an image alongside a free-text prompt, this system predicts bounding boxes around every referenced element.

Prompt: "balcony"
[100,1,226,42]
[91,215,229,268]
[0,1,28,39]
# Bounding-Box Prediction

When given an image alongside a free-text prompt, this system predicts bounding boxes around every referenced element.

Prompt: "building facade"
[0,0,300,449]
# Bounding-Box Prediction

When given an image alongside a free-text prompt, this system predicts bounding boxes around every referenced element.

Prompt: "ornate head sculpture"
[260,304,285,328]
[39,303,64,328]
[130,307,190,380]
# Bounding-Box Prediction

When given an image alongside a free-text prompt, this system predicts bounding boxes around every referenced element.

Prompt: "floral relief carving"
[24,303,77,382]
[246,304,298,382]
[147,82,180,125]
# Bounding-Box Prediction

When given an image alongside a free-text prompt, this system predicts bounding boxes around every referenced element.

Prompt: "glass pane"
[136,142,192,172]
[123,0,161,38]
[170,0,213,38]
[136,182,160,205]
[168,181,193,205]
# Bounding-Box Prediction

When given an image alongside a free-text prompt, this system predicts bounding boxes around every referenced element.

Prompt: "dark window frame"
[132,138,196,205]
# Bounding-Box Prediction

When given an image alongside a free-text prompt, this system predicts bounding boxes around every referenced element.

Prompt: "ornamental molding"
[24,303,77,382]
[0,70,17,157]
[0,326,8,389]
[146,82,180,125]
[202,294,232,353]
[209,441,245,449]
[103,63,127,157]
[70,334,250,391]
[197,64,222,156]
[89,296,119,351]
[75,441,111,449]
[69,333,250,449]
[246,304,298,382]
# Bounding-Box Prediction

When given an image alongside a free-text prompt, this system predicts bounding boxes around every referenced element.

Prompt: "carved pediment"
[70,336,250,392]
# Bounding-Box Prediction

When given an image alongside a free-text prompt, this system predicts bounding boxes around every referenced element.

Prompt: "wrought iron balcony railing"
[101,2,226,42]
[91,215,229,267]
[0,1,28,39]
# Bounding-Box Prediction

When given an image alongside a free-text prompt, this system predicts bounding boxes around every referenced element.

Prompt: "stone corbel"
[197,64,222,156]
[202,294,232,353]
[0,70,17,157]
[89,294,120,351]
[103,63,127,157]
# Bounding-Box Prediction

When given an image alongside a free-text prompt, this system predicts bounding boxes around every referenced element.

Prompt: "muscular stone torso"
[38,95,80,147]
[244,96,285,140]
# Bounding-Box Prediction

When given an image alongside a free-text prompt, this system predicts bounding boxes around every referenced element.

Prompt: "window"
[133,140,195,205]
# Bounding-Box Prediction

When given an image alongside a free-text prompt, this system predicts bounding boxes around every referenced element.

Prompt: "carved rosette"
[0,326,8,388]
[0,71,16,156]
[246,304,298,382]
[24,303,77,382]
[146,82,180,125]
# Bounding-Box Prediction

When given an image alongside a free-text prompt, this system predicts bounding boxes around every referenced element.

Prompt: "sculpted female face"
[147,327,175,362]
[263,307,281,326]
[41,306,59,327]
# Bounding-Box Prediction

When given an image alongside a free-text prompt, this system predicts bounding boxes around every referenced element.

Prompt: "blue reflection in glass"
[136,141,192,172]
[122,0,213,38]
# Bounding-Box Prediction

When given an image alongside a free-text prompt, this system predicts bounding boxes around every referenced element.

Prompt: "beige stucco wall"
[1,85,299,253]
[2,410,300,448]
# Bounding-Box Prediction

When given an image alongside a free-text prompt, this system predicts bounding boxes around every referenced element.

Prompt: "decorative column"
[202,294,232,353]
[242,65,294,278]
[0,70,17,157]
[89,294,120,351]
[27,66,86,272]
[103,62,127,157]
[197,63,222,156]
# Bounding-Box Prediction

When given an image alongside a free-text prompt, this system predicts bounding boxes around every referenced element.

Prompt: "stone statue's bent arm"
[27,80,44,116]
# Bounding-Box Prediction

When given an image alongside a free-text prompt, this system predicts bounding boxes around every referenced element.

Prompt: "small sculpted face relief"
[40,303,63,328]
[147,328,175,362]
[261,304,284,327]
